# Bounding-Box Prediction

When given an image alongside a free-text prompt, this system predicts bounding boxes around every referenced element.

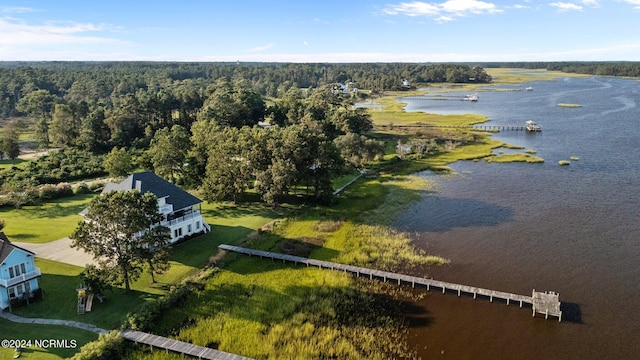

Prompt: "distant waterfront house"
[0,233,41,310]
[86,171,210,244]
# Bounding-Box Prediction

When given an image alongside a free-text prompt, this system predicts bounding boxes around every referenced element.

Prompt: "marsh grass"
[137,261,420,360]
[558,103,582,108]
[369,92,488,126]
[485,154,545,163]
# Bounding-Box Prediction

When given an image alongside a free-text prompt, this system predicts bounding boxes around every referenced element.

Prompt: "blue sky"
[1,0,639,62]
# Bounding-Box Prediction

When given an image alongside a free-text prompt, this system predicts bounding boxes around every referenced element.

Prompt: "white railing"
[158,204,173,215]
[0,268,41,288]
[162,210,202,228]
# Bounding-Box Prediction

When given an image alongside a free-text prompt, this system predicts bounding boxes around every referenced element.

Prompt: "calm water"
[395,76,640,359]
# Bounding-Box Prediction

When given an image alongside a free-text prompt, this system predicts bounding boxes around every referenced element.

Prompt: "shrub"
[122,281,195,331]
[88,182,105,192]
[70,331,125,360]
[56,183,74,197]
[38,184,58,200]
[74,183,91,195]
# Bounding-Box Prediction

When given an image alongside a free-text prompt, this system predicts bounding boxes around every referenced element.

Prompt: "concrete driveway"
[14,237,95,268]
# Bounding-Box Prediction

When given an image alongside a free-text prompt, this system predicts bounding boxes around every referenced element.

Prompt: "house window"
[188,224,192,233]
[8,263,26,278]
[196,221,200,230]
[8,283,30,299]
[174,228,183,238]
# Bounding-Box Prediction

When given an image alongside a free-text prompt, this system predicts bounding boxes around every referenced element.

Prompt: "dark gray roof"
[0,232,35,264]
[102,171,203,211]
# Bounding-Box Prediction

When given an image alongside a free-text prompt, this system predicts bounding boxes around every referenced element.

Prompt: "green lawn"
[4,198,280,359]
[0,194,95,243]
[0,158,29,170]
[0,318,98,359]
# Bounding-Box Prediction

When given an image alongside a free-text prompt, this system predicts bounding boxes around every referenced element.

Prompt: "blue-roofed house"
[0,232,41,310]
[87,171,210,244]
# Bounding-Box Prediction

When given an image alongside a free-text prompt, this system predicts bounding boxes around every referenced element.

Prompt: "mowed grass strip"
[0,318,98,359]
[0,194,95,243]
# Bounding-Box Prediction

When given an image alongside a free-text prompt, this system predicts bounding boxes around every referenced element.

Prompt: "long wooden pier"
[376,123,536,132]
[121,330,254,360]
[219,244,562,321]
[402,95,478,101]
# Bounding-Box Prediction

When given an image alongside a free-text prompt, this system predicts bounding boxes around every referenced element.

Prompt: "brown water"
[395,76,640,359]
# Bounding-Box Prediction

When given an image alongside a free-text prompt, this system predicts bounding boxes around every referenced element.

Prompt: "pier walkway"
[375,123,537,132]
[121,330,254,360]
[219,244,562,321]
[402,95,478,101]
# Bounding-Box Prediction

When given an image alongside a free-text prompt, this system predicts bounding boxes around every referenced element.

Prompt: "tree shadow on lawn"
[6,194,94,220]
[169,225,257,269]
[201,202,281,220]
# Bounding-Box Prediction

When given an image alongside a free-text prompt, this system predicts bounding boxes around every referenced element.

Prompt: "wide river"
[393,75,640,359]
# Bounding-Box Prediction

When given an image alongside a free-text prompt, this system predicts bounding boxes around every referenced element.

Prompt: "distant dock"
[375,123,541,132]
[218,244,562,321]
[402,94,479,101]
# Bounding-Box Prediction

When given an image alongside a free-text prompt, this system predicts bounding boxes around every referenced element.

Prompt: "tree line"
[0,62,492,205]
[478,61,640,77]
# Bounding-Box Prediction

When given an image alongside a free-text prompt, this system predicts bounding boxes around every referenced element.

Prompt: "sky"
[1,0,639,62]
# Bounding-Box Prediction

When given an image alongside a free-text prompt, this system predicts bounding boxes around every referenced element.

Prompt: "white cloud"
[0,6,38,14]
[618,0,640,10]
[5,41,640,62]
[0,18,129,46]
[303,40,308,46]
[550,2,583,11]
[383,0,502,21]
[384,1,441,16]
[580,0,600,6]
[436,15,455,22]
[245,43,275,53]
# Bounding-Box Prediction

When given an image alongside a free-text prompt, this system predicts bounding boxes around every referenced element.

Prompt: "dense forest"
[0,62,491,118]
[0,62,490,205]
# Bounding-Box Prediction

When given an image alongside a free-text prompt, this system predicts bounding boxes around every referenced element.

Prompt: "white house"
[0,232,41,310]
[90,171,210,244]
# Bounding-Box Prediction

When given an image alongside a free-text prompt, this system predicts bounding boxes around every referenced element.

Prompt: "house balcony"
[162,210,203,228]
[0,268,41,288]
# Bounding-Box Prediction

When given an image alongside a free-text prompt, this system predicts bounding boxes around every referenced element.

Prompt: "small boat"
[463,94,479,101]
[526,120,542,131]
[526,86,534,91]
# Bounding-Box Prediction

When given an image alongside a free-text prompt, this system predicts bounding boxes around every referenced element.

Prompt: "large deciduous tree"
[148,124,191,183]
[70,190,170,292]
[104,147,134,178]
[334,133,384,169]
[198,77,265,128]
